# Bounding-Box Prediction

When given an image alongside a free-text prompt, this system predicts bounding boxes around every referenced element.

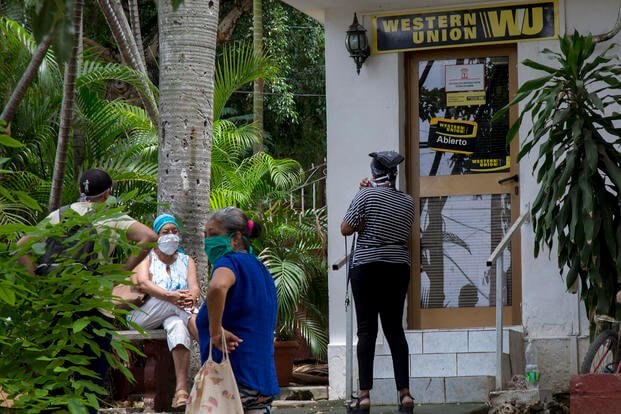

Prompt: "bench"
[113,329,174,412]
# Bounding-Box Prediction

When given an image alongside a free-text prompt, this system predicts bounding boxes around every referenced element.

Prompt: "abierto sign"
[428,118,478,154]
[371,0,558,53]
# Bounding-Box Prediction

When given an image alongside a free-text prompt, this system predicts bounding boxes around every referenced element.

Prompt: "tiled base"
[371,376,494,404]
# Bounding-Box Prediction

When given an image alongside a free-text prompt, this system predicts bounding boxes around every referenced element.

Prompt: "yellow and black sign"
[447,91,486,107]
[428,118,478,154]
[372,0,558,53]
[470,156,511,172]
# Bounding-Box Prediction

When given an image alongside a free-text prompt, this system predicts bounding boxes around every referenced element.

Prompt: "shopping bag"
[185,330,244,414]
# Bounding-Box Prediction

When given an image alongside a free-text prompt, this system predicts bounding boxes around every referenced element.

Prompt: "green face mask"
[204,235,235,264]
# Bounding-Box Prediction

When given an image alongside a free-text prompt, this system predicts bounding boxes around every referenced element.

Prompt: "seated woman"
[127,213,199,408]
[197,207,280,414]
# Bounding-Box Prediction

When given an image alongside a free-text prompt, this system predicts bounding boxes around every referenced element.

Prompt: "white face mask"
[158,234,180,256]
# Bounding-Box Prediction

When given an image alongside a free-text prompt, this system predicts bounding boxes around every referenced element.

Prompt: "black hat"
[79,169,113,197]
[369,151,404,179]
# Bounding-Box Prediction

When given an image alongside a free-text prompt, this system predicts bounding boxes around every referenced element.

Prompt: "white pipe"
[346,298,353,403]
[496,254,504,390]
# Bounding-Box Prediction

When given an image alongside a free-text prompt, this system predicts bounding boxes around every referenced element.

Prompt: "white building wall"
[323,0,621,398]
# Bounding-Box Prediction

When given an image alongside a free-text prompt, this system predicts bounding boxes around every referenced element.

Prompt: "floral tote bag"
[186,331,244,414]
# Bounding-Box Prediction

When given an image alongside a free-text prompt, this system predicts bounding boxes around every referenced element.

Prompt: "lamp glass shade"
[359,32,368,50]
[348,34,359,52]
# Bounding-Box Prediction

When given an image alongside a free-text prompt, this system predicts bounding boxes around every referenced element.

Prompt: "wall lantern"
[345,13,370,75]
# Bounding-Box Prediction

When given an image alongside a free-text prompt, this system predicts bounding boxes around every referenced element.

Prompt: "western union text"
[373,1,557,53]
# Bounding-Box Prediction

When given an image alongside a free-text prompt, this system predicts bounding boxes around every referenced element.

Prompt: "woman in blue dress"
[197,207,280,413]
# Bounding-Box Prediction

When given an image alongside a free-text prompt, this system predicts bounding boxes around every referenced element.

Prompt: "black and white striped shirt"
[343,187,415,267]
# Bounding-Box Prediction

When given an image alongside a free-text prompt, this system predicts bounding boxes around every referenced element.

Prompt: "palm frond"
[214,42,276,121]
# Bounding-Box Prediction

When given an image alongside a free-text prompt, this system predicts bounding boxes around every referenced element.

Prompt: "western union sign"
[372,0,558,53]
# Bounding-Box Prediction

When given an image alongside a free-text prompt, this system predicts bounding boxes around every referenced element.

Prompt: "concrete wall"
[323,0,621,398]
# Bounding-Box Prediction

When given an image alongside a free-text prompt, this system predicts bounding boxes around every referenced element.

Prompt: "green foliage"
[258,204,328,359]
[223,0,326,168]
[496,31,621,327]
[27,0,74,64]
[0,17,159,223]
[0,201,145,413]
[214,42,276,121]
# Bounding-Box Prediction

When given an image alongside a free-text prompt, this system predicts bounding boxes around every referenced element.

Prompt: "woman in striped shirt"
[341,151,415,414]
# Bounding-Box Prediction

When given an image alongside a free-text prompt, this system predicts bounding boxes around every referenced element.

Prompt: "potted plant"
[259,205,328,386]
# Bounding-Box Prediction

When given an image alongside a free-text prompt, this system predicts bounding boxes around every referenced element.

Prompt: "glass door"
[406,45,521,329]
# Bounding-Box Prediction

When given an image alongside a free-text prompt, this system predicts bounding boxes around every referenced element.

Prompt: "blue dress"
[197,252,280,397]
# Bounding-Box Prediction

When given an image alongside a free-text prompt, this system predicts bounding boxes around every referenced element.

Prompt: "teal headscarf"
[153,214,179,234]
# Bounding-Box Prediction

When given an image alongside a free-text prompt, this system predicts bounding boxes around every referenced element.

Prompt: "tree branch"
[594,2,621,42]
[127,0,147,69]
[217,0,252,45]
[97,0,158,124]
[0,35,52,124]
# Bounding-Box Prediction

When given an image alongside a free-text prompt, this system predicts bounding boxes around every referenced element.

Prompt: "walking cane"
[332,234,356,409]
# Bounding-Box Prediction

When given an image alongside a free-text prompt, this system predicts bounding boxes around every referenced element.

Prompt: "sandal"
[171,389,189,408]
[398,392,414,413]
[347,394,370,414]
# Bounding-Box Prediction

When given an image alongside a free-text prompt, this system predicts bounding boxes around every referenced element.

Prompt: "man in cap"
[16,168,157,413]
[18,168,157,273]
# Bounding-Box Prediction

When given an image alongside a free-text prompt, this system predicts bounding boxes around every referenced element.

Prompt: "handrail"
[487,209,531,266]
[332,254,348,270]
[487,206,531,391]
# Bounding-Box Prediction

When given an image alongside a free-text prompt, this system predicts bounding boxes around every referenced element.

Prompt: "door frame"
[405,44,522,329]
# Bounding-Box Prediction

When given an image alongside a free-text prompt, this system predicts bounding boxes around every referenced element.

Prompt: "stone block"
[328,344,357,400]
[410,377,445,404]
[371,378,399,404]
[534,338,572,392]
[406,331,423,354]
[508,330,525,377]
[373,354,401,378]
[445,376,494,403]
[457,352,496,376]
[457,352,512,379]
[468,329,510,353]
[423,331,468,353]
[411,353,457,377]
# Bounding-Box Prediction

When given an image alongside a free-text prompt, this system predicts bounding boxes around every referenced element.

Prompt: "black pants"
[350,261,410,390]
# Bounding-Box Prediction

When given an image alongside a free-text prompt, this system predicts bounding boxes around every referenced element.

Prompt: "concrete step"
[277,385,328,401]
[372,375,495,404]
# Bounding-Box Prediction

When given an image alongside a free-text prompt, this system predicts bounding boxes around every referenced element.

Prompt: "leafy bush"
[258,204,328,359]
[0,201,145,413]
[497,32,621,328]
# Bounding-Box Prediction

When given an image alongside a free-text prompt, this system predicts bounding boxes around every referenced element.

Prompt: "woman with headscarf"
[127,213,200,408]
[196,207,280,413]
[341,151,415,414]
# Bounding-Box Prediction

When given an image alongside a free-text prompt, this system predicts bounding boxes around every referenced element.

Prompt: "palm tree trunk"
[97,0,158,124]
[49,0,83,212]
[252,0,263,152]
[158,0,219,278]
[0,35,52,124]
[72,11,85,182]
[127,0,147,71]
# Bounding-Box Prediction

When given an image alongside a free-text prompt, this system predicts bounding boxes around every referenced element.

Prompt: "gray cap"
[369,151,404,179]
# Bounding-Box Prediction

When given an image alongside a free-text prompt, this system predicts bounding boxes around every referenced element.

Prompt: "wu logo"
[479,7,544,38]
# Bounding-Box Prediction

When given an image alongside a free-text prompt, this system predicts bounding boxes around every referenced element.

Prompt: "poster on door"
[445,63,484,92]
[428,118,478,154]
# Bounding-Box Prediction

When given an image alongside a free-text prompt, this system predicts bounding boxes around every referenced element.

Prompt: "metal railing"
[290,161,326,212]
[486,206,531,390]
